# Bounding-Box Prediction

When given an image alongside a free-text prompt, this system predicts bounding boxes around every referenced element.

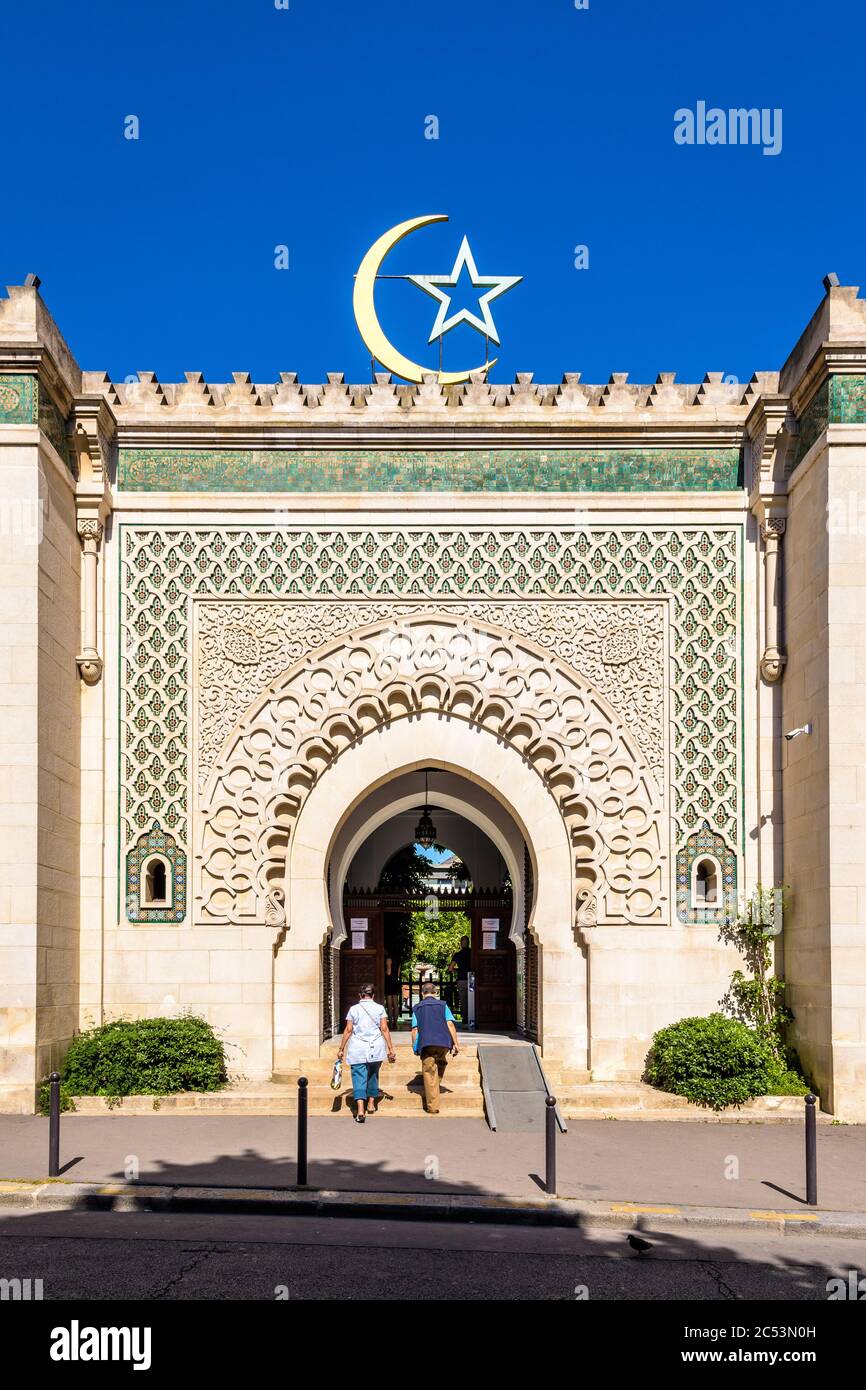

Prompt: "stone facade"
[1,277,864,1116]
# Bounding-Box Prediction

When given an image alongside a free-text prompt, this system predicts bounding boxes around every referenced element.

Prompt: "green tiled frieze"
[0,373,73,470]
[0,374,37,423]
[118,446,742,494]
[789,374,866,474]
[831,374,866,422]
[38,385,73,472]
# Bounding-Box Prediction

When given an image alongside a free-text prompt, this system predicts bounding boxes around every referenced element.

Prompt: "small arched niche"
[691,855,721,909]
[140,853,172,910]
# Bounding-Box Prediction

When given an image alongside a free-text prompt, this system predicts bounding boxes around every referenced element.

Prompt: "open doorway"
[339,794,517,1031]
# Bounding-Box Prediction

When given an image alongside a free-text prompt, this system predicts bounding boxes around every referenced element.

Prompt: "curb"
[1,1179,864,1237]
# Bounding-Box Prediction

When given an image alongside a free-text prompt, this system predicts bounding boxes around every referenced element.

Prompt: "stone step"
[275,1073,482,1093]
[313,1094,485,1117]
[68,1084,824,1121]
[280,1063,481,1084]
[559,1104,823,1124]
[550,1085,691,1112]
[537,1069,592,1088]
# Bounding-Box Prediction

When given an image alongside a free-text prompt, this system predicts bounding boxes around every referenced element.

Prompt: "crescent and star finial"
[352,214,522,385]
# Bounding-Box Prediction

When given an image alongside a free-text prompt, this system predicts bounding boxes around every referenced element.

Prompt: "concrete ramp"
[478,1042,567,1133]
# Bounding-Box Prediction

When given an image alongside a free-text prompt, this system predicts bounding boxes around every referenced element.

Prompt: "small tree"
[408,909,470,972]
[719,886,791,1059]
[377,845,430,895]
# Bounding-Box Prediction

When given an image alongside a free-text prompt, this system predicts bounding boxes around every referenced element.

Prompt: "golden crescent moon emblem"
[352,214,497,385]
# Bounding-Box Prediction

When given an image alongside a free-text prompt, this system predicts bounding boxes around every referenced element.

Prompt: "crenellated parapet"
[76,366,779,426]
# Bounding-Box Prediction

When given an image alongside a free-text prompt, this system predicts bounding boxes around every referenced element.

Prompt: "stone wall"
[825,437,866,1117]
[0,437,42,1110]
[0,429,80,1109]
[783,432,866,1120]
[782,442,831,1098]
[35,442,81,1082]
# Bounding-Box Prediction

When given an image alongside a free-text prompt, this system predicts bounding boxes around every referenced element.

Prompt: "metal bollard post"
[48,1072,61,1178]
[805,1093,817,1207]
[545,1095,557,1196]
[297,1076,308,1187]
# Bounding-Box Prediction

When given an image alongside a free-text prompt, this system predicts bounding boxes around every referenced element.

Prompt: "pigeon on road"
[627,1234,654,1256]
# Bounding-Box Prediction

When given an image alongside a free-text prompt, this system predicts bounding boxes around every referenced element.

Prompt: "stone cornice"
[745,393,796,510]
[788,343,866,419]
[78,369,775,443]
[0,345,77,418]
[111,421,750,450]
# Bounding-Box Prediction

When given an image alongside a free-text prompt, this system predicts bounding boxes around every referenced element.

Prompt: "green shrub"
[37,1078,76,1116]
[766,1054,811,1097]
[51,1016,228,1102]
[644,1013,778,1110]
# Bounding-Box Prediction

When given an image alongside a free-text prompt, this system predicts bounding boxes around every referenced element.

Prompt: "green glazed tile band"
[118,446,742,493]
[0,374,37,424]
[789,374,866,473]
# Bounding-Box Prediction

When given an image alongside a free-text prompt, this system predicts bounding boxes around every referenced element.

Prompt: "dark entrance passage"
[340,888,515,1030]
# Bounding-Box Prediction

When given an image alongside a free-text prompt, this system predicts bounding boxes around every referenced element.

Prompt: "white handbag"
[330,1058,342,1090]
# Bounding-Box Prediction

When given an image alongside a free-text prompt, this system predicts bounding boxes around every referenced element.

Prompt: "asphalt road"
[0,1209,862,1301]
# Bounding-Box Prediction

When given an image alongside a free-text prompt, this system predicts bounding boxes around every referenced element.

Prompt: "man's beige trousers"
[420,1046,449,1113]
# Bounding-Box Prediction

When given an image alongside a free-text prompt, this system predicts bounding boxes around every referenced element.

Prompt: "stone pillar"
[760,515,787,683]
[0,433,41,1111]
[0,415,81,1109]
[76,519,104,685]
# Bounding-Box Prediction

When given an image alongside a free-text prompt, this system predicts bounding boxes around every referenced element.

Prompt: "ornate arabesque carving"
[196,599,665,790]
[196,616,667,931]
[120,524,741,923]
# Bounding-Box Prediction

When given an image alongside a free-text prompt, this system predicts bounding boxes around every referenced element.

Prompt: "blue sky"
[4,0,863,386]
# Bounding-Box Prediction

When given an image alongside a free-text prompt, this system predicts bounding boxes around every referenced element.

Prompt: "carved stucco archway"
[276,716,583,1067]
[195,612,668,939]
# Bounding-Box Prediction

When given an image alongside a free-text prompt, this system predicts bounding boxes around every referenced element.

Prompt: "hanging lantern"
[414,770,437,849]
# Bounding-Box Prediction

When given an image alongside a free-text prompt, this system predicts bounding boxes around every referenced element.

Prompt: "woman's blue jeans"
[350,1061,382,1101]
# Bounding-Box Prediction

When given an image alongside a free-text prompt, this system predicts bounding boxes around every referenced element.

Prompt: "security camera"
[784,724,812,742]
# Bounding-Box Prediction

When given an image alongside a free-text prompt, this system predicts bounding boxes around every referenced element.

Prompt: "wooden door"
[471,904,516,1030]
[339,907,384,1025]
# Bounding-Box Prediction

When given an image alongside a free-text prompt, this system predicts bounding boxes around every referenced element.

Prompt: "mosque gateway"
[1,273,865,1119]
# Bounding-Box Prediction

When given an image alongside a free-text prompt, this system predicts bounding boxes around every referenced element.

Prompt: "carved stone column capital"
[760,517,787,545]
[76,517,104,547]
[575,885,597,947]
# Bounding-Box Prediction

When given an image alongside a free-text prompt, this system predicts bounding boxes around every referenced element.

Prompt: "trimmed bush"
[644,1013,777,1110]
[765,1056,811,1097]
[46,1016,227,1104]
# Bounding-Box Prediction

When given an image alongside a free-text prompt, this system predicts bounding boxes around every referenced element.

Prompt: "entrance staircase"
[271,1038,598,1121]
[272,1042,487,1117]
[69,1044,820,1120]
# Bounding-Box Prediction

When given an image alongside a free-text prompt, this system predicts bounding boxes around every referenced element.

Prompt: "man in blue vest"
[411,981,460,1114]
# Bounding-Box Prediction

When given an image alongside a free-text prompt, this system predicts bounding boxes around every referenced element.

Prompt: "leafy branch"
[718,885,791,1058]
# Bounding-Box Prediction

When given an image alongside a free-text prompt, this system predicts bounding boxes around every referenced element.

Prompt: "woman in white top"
[337,984,397,1123]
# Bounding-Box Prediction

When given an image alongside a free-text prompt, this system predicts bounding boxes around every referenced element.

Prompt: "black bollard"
[297,1076,308,1187]
[805,1093,817,1207]
[545,1094,557,1196]
[48,1072,61,1178]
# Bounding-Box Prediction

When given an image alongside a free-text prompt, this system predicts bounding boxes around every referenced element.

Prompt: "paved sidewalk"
[1,1114,864,1212]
